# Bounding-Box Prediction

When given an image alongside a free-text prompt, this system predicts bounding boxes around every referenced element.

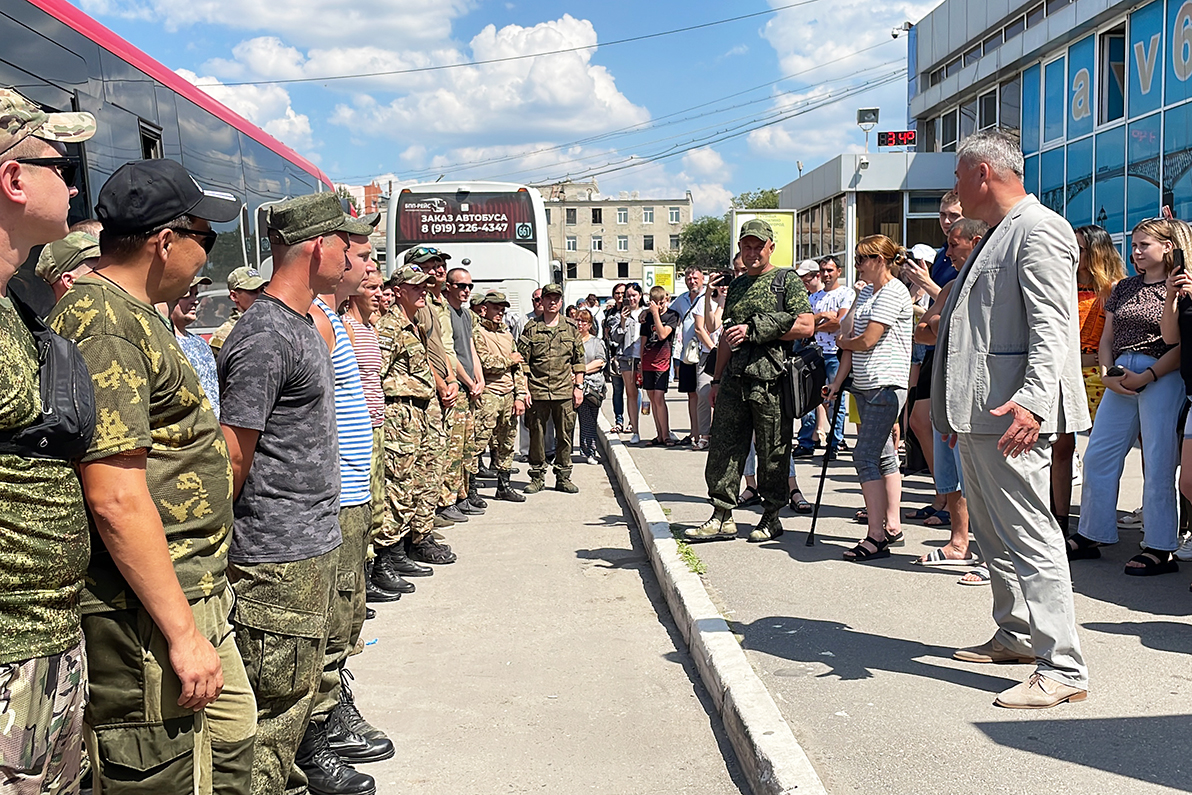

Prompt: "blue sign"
[1166,0,1192,104]
[1068,36,1095,138]
[1131,0,1164,116]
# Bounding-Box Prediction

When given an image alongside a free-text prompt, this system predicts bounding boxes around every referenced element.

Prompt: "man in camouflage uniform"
[473,291,528,502]
[0,86,95,795]
[517,282,585,494]
[684,219,815,544]
[444,266,488,514]
[373,265,457,577]
[52,159,258,794]
[34,230,99,301]
[208,265,265,355]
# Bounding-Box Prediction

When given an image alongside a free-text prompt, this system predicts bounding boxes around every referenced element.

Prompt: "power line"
[223,0,826,86]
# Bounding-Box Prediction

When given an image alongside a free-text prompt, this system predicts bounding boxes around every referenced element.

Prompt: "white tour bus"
[386,181,559,320]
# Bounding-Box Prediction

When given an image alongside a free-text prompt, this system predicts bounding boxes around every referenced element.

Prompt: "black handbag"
[0,291,96,460]
[772,269,827,419]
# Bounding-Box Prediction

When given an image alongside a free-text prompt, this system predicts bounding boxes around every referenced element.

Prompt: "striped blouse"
[313,298,373,508]
[342,314,385,428]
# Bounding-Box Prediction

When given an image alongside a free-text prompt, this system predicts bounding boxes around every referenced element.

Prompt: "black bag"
[772,268,827,419]
[0,291,96,460]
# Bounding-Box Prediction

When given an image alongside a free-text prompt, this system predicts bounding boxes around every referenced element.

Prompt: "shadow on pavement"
[739,615,1020,692]
[1082,620,1192,655]
[974,715,1192,791]
[575,547,650,570]
[1069,550,1192,618]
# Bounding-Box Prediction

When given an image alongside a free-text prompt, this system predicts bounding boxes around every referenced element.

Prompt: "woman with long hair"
[825,235,914,561]
[604,283,627,431]
[616,284,644,443]
[1068,218,1184,575]
[1050,224,1126,535]
[575,309,607,463]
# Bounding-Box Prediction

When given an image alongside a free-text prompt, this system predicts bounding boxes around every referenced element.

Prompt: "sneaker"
[1176,535,1192,561]
[1117,508,1144,530]
[586,455,599,465]
[629,433,641,444]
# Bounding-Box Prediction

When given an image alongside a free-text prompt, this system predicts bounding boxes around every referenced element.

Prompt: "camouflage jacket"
[376,306,436,400]
[516,316,585,401]
[474,318,527,399]
[207,309,241,354]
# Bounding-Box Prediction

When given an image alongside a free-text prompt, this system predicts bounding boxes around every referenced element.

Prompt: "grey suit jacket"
[931,195,1091,436]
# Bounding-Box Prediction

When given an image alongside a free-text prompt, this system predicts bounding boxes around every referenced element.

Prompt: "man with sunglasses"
[445,266,489,515]
[49,158,259,794]
[209,265,266,355]
[0,86,94,795]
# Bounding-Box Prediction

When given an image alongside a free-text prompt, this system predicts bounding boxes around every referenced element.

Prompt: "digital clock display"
[877,130,917,147]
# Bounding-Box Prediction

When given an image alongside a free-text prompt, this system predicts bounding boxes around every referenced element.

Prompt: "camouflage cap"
[34,231,100,283]
[393,265,432,286]
[541,282,564,297]
[266,193,360,246]
[469,290,486,307]
[342,211,378,237]
[404,245,451,265]
[0,88,95,156]
[478,290,510,307]
[190,274,213,288]
[227,265,267,292]
[738,218,774,242]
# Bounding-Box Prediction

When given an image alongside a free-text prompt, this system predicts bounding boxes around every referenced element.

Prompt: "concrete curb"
[597,414,829,795]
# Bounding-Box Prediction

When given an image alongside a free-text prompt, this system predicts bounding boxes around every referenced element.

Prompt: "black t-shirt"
[639,307,680,372]
[1178,294,1192,393]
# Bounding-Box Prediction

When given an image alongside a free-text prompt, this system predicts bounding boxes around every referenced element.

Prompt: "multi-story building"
[909,0,1192,248]
[534,179,694,281]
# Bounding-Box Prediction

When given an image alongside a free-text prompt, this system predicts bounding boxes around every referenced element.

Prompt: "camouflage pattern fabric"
[264,193,371,246]
[517,318,585,401]
[440,400,474,505]
[704,375,792,512]
[379,402,431,546]
[228,551,334,795]
[368,426,384,553]
[0,88,95,155]
[478,391,517,471]
[0,642,85,795]
[472,390,499,468]
[720,267,812,382]
[207,309,241,355]
[527,399,576,479]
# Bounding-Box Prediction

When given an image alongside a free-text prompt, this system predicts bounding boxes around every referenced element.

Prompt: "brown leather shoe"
[953,636,1035,664]
[994,673,1088,709]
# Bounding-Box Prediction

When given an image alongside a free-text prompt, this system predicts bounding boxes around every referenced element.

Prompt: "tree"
[675,215,731,273]
[730,188,780,211]
[335,185,360,214]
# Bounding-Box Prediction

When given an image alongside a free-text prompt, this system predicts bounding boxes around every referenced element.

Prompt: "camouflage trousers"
[0,641,85,795]
[368,425,384,555]
[83,587,257,795]
[527,398,577,479]
[705,375,792,513]
[378,400,440,547]
[310,503,370,723]
[478,391,517,471]
[440,399,475,506]
[228,550,335,795]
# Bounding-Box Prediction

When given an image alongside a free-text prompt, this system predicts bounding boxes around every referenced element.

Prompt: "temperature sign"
[877,130,917,147]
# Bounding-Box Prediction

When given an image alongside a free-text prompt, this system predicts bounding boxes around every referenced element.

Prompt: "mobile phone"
[1175,249,1186,274]
[1105,366,1125,377]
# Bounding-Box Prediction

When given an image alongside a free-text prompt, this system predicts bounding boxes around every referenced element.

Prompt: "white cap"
[795,259,820,276]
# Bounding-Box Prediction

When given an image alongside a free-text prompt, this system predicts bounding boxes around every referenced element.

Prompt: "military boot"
[523,475,547,494]
[438,504,468,523]
[379,544,433,578]
[326,702,394,764]
[370,555,414,594]
[475,460,497,479]
[554,474,579,494]
[408,534,457,565]
[295,721,376,795]
[683,509,738,543]
[364,560,403,602]
[334,670,389,742]
[456,497,483,516]
[495,471,525,502]
[747,509,784,543]
[466,474,488,509]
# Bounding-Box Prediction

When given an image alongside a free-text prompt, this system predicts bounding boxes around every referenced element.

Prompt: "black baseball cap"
[96,159,242,234]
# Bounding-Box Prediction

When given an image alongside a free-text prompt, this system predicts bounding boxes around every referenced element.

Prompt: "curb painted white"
[597,414,829,795]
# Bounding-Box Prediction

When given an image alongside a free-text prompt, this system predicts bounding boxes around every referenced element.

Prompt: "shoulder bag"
[772,268,827,419]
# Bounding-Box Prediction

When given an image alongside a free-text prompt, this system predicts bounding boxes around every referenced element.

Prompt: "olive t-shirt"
[50,276,233,613]
[217,295,341,564]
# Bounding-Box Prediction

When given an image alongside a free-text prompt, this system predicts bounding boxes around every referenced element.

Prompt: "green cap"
[35,232,100,283]
[190,274,213,288]
[393,265,432,286]
[479,290,510,307]
[404,245,451,265]
[227,266,267,292]
[0,87,95,157]
[342,211,378,237]
[541,283,564,297]
[738,218,774,242]
[266,193,360,246]
[469,291,486,307]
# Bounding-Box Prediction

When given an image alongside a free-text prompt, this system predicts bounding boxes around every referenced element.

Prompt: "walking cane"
[807,382,848,546]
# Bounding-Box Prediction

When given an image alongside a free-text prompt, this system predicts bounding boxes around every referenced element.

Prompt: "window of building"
[978,89,998,129]
[855,191,902,242]
[617,262,629,278]
[669,234,680,250]
[643,235,654,251]
[591,235,603,251]
[1024,154,1040,198]
[1026,3,1045,27]
[617,207,628,224]
[960,99,978,140]
[964,44,982,67]
[1127,113,1161,227]
[642,207,654,223]
[983,30,1003,55]
[545,208,551,224]
[592,261,604,278]
[1130,0,1163,117]
[1095,126,1126,235]
[565,207,576,225]
[1005,15,1026,41]
[668,207,681,224]
[1099,25,1126,124]
[566,262,577,279]
[831,194,846,252]
[592,208,602,224]
[798,210,811,260]
[1040,147,1066,214]
[1043,57,1066,143]
[808,203,821,258]
[566,235,577,251]
[940,108,959,152]
[922,116,939,152]
[945,56,962,78]
[1066,136,1094,226]
[1000,74,1022,130]
[1022,63,1042,153]
[1165,103,1192,219]
[617,235,628,251]
[928,67,944,87]
[1044,0,1071,15]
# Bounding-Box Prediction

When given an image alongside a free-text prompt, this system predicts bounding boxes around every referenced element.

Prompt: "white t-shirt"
[670,289,705,354]
[849,279,913,390]
[811,285,853,354]
[691,296,723,353]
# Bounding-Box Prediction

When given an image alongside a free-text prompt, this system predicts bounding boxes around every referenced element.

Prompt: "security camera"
[859,156,870,169]
[891,21,912,38]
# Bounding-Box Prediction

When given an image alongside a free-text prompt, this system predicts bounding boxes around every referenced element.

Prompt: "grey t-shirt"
[449,304,476,380]
[217,295,342,564]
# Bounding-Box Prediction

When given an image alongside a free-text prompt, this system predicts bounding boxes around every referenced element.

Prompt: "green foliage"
[675,215,731,273]
[730,188,781,210]
[335,185,360,214]
[670,525,708,575]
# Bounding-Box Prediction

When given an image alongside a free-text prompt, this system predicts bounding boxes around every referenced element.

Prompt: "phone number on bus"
[420,222,510,235]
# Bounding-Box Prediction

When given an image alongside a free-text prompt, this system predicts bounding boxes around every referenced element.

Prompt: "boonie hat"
[266,193,361,246]
[910,243,938,263]
[738,219,774,242]
[0,87,95,156]
[227,265,267,292]
[404,245,452,265]
[35,232,100,283]
[541,283,564,297]
[479,290,510,307]
[190,274,212,288]
[97,159,241,234]
[393,265,432,286]
[795,259,819,276]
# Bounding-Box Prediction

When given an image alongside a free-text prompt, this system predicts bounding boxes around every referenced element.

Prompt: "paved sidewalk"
[616,393,1192,795]
[346,458,748,794]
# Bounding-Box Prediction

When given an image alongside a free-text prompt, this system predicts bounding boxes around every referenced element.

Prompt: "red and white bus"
[3,0,334,315]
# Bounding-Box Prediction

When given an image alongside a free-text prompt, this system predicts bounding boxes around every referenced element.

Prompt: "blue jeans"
[612,372,625,424]
[1077,351,1183,551]
[798,352,844,449]
[743,438,797,479]
[932,422,963,495]
[851,386,906,484]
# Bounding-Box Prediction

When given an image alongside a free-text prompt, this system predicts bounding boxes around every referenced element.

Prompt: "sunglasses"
[175,227,218,254]
[450,281,473,290]
[16,156,78,187]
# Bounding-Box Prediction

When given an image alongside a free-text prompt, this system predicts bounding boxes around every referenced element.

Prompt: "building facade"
[909,0,1192,247]
[534,180,694,281]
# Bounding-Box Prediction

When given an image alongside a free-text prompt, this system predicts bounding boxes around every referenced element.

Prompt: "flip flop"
[924,510,952,527]
[905,505,938,521]
[853,508,868,524]
[958,566,990,586]
[914,548,978,566]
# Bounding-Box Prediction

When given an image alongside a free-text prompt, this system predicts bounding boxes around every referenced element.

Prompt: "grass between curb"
[666,510,708,575]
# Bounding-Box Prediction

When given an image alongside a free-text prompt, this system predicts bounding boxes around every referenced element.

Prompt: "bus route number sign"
[515,222,533,240]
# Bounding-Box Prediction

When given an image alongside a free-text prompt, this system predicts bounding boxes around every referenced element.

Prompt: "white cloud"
[682,147,729,181]
[174,69,314,152]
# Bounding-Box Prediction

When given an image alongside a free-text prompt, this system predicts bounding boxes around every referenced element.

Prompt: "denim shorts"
[932,423,963,495]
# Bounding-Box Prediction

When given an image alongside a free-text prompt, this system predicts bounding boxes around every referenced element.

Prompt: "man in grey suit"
[933,129,1092,709]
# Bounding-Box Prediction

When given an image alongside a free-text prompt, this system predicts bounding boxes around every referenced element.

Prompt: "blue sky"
[74,0,940,216]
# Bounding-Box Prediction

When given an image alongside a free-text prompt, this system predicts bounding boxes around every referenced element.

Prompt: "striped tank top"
[314,298,373,507]
[342,314,385,428]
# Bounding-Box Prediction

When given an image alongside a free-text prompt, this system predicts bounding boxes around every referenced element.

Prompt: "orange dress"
[1077,289,1106,419]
